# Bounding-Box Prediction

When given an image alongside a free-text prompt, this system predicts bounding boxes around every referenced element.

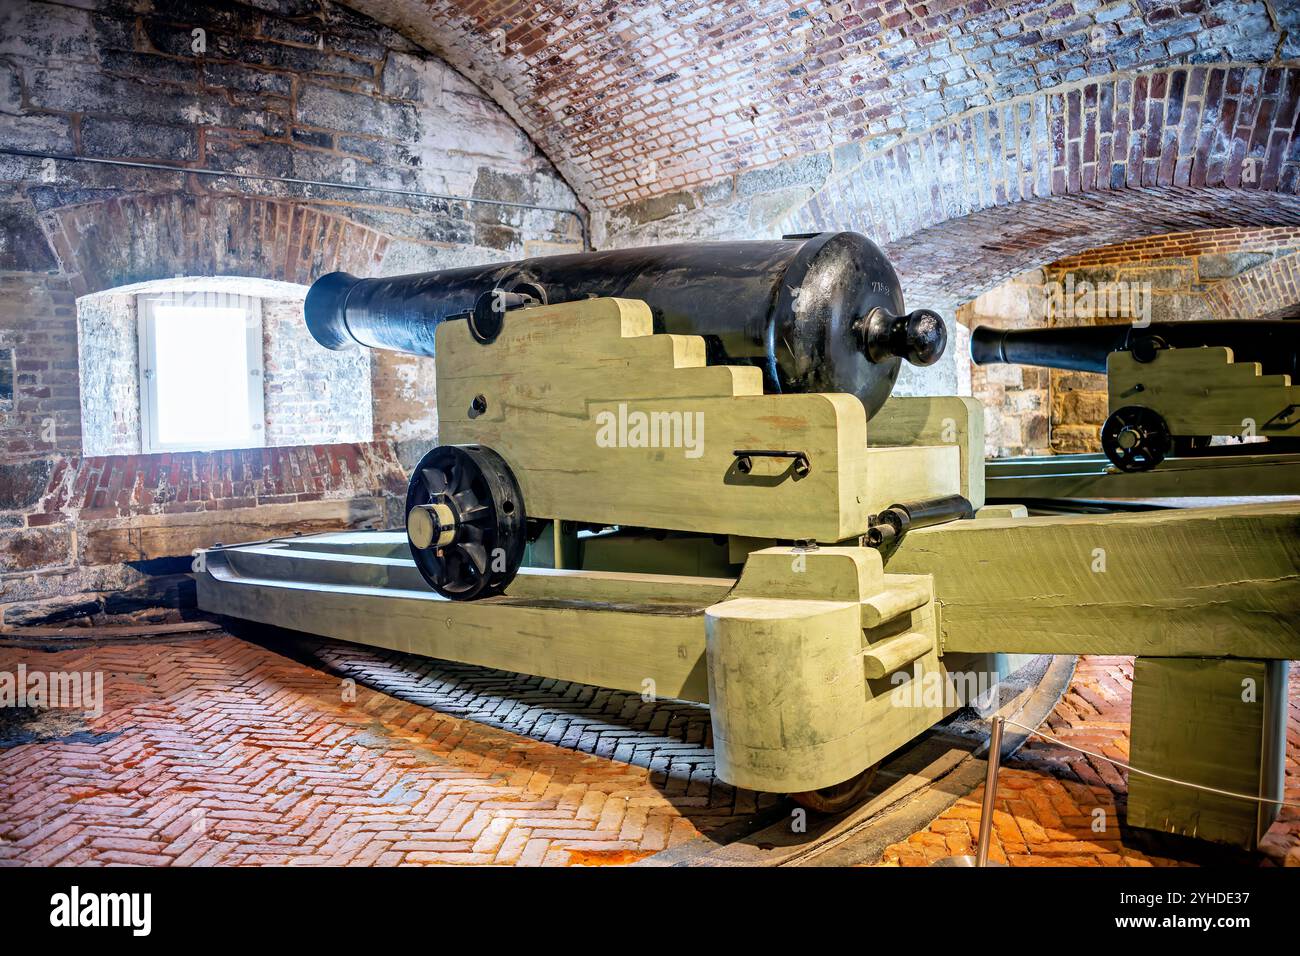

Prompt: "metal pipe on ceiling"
[0,147,591,251]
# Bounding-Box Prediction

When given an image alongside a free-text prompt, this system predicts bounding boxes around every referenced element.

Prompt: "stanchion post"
[975,716,1004,868]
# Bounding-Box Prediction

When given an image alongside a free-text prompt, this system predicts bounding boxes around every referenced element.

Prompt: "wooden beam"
[1127,657,1288,851]
[199,547,717,703]
[985,451,1300,499]
[887,501,1300,658]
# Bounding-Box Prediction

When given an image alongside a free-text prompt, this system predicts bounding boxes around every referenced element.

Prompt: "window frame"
[137,291,265,454]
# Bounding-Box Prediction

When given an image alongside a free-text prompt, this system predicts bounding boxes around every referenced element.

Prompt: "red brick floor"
[0,635,769,866]
[2,638,1295,867]
[877,656,1300,867]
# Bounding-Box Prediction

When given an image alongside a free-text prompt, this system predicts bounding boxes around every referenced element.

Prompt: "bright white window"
[137,292,265,453]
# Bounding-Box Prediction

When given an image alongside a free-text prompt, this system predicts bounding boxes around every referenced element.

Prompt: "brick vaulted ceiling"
[344,0,1299,215]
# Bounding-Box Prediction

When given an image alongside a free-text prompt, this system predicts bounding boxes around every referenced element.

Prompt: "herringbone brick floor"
[877,656,1300,867]
[0,634,772,866]
[2,636,1294,867]
[292,637,731,787]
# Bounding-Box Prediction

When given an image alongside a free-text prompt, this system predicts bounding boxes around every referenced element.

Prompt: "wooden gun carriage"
[196,235,1299,848]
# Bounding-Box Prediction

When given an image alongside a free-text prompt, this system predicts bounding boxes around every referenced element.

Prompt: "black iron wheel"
[790,762,880,814]
[405,444,526,600]
[1101,405,1172,472]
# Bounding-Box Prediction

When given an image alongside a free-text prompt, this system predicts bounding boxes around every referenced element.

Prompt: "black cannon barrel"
[305,232,946,419]
[971,320,1300,378]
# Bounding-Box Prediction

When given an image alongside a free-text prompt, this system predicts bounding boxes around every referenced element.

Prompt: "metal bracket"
[732,449,811,477]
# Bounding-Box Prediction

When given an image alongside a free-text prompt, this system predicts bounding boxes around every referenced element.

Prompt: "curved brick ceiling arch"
[775,63,1300,303]
[43,194,391,299]
[341,0,1297,218]
[884,186,1300,306]
[1203,248,1300,317]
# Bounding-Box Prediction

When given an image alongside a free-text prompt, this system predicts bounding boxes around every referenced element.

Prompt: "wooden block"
[1108,347,1300,439]
[870,394,986,508]
[1128,657,1288,851]
[705,546,945,793]
[435,297,963,543]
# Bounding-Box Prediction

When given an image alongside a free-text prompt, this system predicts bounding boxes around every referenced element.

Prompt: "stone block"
[736,152,831,198]
[0,204,57,271]
[81,117,197,161]
[0,457,53,511]
[0,525,71,572]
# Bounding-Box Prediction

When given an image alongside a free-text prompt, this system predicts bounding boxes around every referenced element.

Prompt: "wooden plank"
[220,540,735,606]
[198,549,715,703]
[0,620,222,640]
[81,498,386,564]
[986,451,1300,499]
[886,501,1300,658]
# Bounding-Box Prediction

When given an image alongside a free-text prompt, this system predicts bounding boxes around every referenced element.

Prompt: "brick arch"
[6,191,411,596]
[779,64,1300,306]
[347,0,1296,212]
[1202,251,1300,320]
[41,194,393,299]
[1051,224,1300,268]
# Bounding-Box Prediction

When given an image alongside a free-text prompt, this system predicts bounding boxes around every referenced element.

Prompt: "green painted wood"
[887,502,1300,658]
[1128,657,1288,851]
[985,451,1300,499]
[199,547,718,703]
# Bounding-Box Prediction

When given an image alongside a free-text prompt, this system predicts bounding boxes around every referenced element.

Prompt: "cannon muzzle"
[304,232,947,419]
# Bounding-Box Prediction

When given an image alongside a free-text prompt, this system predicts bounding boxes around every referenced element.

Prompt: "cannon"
[971,320,1300,378]
[971,320,1300,471]
[194,238,1300,840]
[305,231,947,421]
[304,232,956,601]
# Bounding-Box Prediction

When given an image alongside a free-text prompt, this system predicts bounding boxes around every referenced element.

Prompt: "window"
[137,292,265,453]
[79,277,369,456]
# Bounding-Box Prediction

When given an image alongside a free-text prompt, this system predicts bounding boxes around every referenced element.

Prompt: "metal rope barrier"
[935,714,1298,868]
[1002,717,1300,810]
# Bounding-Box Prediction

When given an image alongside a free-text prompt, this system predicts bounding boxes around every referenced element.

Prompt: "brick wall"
[262,294,374,447]
[961,269,1053,457]
[1051,225,1300,267]
[0,0,583,626]
[0,274,81,460]
[75,290,138,456]
[1202,250,1300,320]
[961,226,1300,456]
